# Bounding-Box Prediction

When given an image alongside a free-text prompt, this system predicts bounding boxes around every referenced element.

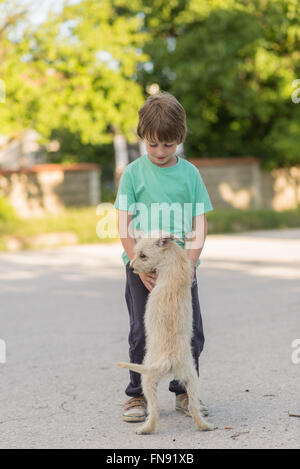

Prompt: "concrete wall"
[0,163,101,218]
[2,157,299,217]
[189,157,300,211]
[260,166,300,211]
[188,157,262,210]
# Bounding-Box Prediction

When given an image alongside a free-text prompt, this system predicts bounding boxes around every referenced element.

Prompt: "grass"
[208,206,300,234]
[0,203,119,251]
[0,197,300,252]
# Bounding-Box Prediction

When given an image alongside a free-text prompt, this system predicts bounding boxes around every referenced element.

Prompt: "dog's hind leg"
[136,372,161,435]
[181,364,215,432]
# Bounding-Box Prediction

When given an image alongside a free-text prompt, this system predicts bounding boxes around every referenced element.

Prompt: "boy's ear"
[156,235,174,248]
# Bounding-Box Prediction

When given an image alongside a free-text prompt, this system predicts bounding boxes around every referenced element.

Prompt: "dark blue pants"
[124,262,205,397]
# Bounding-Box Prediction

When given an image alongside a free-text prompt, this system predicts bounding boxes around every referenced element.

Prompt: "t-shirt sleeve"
[193,170,213,216]
[113,167,136,214]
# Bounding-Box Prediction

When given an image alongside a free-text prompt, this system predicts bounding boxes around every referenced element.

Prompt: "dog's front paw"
[136,424,154,435]
[193,415,216,432]
[198,421,216,432]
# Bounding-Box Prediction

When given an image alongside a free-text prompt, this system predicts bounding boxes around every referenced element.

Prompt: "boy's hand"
[139,271,158,292]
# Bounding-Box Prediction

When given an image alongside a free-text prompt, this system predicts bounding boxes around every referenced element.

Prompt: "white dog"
[117,232,214,434]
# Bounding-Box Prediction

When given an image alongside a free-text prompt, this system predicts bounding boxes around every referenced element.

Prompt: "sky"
[4,0,147,71]
[29,0,79,24]
[14,0,80,25]
[3,0,81,41]
[29,0,64,23]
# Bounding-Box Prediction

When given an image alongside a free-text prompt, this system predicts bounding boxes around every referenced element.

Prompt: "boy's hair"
[137,91,187,143]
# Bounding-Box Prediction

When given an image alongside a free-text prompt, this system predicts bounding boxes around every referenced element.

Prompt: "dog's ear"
[156,236,174,248]
[133,228,144,241]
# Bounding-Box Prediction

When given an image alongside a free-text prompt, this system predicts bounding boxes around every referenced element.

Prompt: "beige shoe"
[175,393,209,417]
[123,396,147,422]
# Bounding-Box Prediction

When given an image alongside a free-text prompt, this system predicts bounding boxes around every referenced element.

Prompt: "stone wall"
[260,166,300,211]
[188,157,300,211]
[2,157,300,217]
[0,163,101,218]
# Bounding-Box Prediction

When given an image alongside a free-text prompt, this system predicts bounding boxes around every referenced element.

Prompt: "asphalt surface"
[0,228,299,449]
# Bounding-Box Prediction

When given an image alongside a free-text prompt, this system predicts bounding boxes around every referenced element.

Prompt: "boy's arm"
[185,214,207,270]
[117,210,136,262]
[117,209,158,291]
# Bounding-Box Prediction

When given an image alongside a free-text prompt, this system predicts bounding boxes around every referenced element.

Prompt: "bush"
[0,196,19,222]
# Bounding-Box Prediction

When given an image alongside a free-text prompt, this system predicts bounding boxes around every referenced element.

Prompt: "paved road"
[0,229,299,449]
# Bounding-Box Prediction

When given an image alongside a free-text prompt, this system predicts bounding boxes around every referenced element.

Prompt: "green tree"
[136,0,300,169]
[1,0,300,170]
[0,0,149,146]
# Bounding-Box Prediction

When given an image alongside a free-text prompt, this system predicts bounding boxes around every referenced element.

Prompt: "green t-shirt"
[113,153,213,269]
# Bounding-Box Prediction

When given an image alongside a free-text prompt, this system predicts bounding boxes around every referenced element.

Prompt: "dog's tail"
[117,357,171,375]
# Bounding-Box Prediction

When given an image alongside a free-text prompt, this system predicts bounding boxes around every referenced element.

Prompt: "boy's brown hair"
[137,91,187,144]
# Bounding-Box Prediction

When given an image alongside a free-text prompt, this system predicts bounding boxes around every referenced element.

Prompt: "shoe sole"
[122,415,146,422]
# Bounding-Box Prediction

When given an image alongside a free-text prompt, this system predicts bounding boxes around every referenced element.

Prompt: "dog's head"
[130,233,176,274]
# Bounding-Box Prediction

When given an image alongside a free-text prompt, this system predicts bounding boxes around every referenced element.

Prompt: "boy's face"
[145,138,179,167]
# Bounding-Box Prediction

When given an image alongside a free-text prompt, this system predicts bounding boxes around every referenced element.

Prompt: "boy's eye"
[149,143,174,147]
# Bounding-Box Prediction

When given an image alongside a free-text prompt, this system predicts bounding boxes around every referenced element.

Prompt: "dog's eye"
[140,253,147,260]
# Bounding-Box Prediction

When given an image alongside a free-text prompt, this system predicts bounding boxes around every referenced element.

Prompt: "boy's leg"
[169,273,205,394]
[124,261,149,397]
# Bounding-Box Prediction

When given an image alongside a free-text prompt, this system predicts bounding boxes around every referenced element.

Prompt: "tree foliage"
[0,0,300,169]
[136,0,300,169]
[0,0,148,145]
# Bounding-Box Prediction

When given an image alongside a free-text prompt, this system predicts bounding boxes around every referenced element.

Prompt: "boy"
[114,91,213,422]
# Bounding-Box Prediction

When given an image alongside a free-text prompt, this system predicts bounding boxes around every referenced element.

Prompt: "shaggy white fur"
[117,231,214,434]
